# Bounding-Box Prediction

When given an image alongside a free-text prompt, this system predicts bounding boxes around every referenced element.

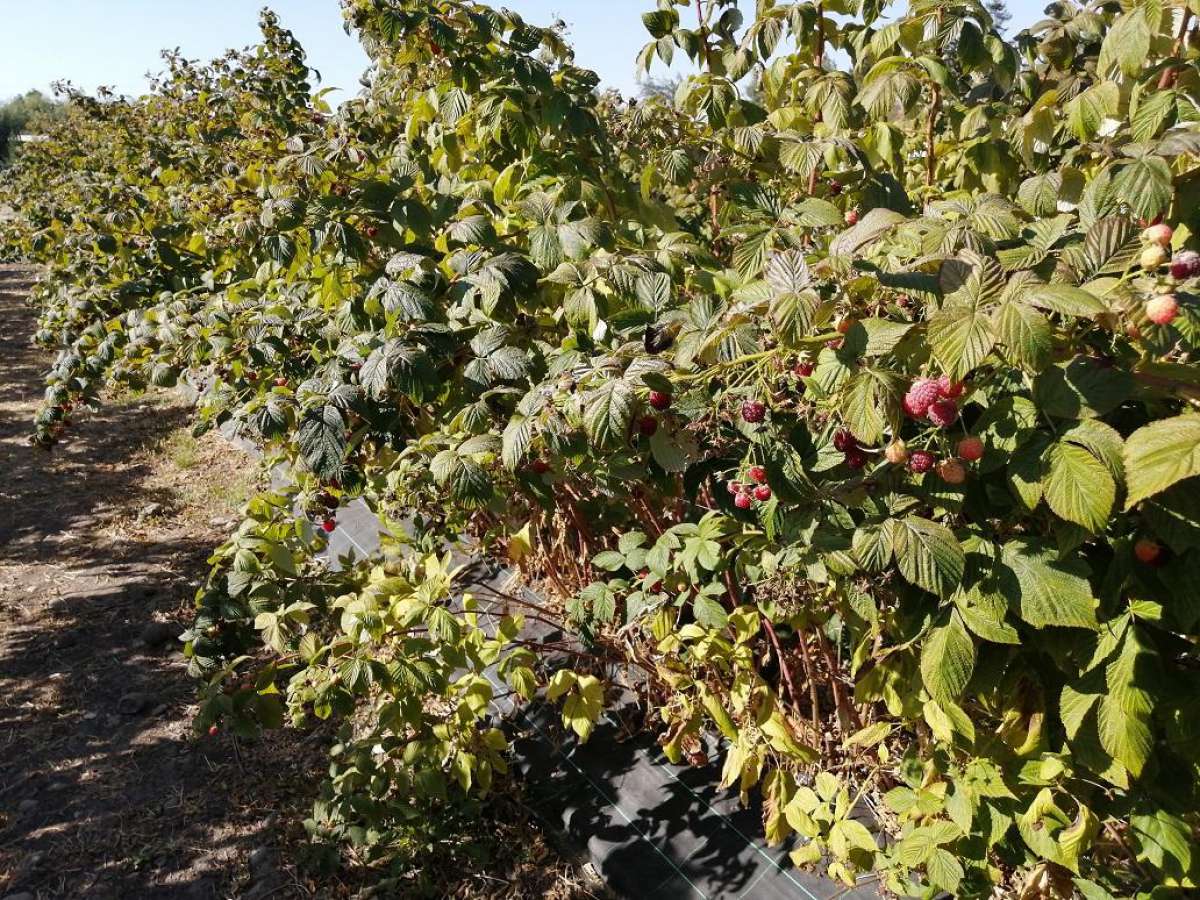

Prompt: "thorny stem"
[925,83,941,187]
[795,629,828,755]
[816,628,863,733]
[1158,8,1193,90]
[814,2,825,71]
[763,618,803,713]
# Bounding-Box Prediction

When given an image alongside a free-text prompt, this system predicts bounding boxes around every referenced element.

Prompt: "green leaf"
[852,521,896,572]
[1110,155,1173,223]
[842,369,898,446]
[920,610,976,703]
[1098,630,1156,777]
[1007,431,1051,510]
[1123,415,1200,508]
[999,539,1098,629]
[1033,357,1133,419]
[1045,441,1115,532]
[1021,284,1107,318]
[1129,810,1193,876]
[1142,479,1200,552]
[1066,81,1119,141]
[995,300,1052,371]
[641,8,678,38]
[584,379,635,449]
[1130,89,1176,143]
[765,248,811,293]
[1097,6,1151,78]
[501,415,533,471]
[298,404,346,480]
[955,585,1020,644]
[928,260,998,380]
[693,594,729,628]
[925,847,965,894]
[649,428,694,473]
[430,450,492,507]
[893,516,965,598]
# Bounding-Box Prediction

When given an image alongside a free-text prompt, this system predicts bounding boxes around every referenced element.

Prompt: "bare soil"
[0,265,606,900]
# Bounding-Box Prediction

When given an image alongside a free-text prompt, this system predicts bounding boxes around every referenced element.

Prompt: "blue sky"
[1,1,1050,104]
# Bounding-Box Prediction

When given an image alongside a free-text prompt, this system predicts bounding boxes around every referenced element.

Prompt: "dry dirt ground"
[0,265,606,900]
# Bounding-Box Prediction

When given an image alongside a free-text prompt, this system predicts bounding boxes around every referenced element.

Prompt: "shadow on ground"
[0,265,322,900]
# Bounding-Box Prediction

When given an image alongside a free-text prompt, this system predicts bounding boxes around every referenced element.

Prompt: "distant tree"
[0,90,63,164]
[986,0,1012,34]
[636,73,684,102]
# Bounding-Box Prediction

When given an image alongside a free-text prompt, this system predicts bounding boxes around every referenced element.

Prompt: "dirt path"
[0,265,322,900]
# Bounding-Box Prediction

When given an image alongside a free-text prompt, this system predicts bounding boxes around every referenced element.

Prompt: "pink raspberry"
[747,465,767,484]
[753,485,772,501]
[908,450,936,473]
[936,375,964,399]
[903,378,941,418]
[734,492,753,510]
[1146,294,1179,325]
[927,398,959,428]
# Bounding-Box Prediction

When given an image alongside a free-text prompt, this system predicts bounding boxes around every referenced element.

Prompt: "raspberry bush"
[5,0,1200,895]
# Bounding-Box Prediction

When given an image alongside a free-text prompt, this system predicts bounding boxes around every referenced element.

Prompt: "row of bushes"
[3,1,1200,895]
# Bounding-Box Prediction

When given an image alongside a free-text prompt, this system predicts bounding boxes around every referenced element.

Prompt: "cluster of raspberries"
[903,375,963,428]
[728,465,772,509]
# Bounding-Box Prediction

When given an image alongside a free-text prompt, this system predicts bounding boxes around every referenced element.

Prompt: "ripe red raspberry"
[1146,294,1179,325]
[734,492,753,510]
[938,459,967,485]
[909,450,936,474]
[322,518,337,533]
[638,415,659,437]
[845,448,868,469]
[273,377,288,388]
[833,428,858,452]
[727,480,743,495]
[648,390,672,411]
[903,378,942,418]
[1134,538,1162,565]
[936,375,964,399]
[927,398,959,428]
[748,465,767,484]
[957,436,985,462]
[828,180,842,196]
[793,361,815,377]
[366,225,379,238]
[844,209,859,226]
[530,459,550,474]
[1170,250,1200,279]
[208,724,219,737]
[753,485,772,501]
[741,400,766,424]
